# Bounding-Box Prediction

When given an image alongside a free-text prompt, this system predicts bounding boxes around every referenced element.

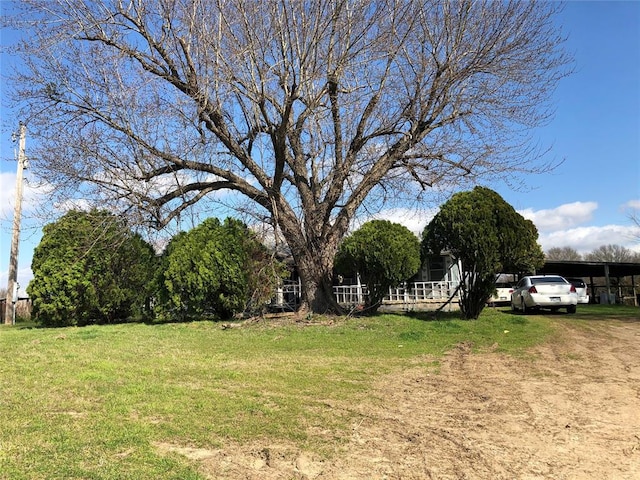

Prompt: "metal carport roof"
[538,260,640,279]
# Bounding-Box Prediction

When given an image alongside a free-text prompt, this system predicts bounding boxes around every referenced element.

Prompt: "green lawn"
[0,305,636,479]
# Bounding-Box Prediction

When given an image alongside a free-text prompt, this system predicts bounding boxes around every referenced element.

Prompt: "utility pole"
[5,123,26,325]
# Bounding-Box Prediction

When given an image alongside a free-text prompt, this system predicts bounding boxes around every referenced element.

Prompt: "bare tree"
[545,247,582,262]
[7,0,571,313]
[585,245,640,263]
[631,212,640,242]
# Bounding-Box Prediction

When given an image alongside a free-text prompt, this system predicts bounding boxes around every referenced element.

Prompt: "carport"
[537,260,640,306]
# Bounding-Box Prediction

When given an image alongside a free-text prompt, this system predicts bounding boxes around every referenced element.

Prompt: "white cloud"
[518,201,640,254]
[0,172,53,222]
[621,199,640,211]
[53,198,95,213]
[355,207,439,236]
[518,201,598,233]
[538,224,640,254]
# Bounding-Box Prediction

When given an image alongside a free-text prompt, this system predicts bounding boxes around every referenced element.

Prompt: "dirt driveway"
[176,319,640,479]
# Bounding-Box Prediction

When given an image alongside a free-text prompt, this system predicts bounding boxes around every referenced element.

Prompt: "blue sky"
[2,1,640,294]
[509,1,640,254]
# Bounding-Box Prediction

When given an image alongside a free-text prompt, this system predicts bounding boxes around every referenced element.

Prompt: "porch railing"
[273,280,460,309]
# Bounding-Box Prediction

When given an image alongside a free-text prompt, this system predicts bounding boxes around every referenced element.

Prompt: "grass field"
[1,305,637,479]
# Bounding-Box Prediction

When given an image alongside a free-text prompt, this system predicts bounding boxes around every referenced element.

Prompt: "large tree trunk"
[273,192,349,315]
[274,210,343,314]
[291,239,343,315]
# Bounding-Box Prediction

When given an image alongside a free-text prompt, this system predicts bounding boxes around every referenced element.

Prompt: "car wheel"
[511,300,517,312]
[567,305,576,314]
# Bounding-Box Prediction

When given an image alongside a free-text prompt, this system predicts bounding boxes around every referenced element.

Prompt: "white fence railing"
[333,285,367,306]
[400,282,459,301]
[273,281,459,309]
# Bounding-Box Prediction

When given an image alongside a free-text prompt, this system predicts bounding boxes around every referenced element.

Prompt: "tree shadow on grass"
[398,310,463,322]
[570,305,640,323]
[508,305,640,323]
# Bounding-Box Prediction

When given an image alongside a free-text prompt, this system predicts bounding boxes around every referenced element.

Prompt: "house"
[272,252,462,311]
[0,295,32,323]
[378,252,462,309]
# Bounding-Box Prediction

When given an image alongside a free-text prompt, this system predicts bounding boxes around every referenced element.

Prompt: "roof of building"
[538,260,640,279]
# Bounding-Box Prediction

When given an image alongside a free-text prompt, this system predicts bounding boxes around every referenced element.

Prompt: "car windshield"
[530,277,566,285]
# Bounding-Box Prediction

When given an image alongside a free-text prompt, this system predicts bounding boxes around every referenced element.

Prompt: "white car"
[567,278,589,304]
[488,282,514,306]
[511,275,578,314]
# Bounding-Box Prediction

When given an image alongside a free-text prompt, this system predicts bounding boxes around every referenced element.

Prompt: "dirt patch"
[160,321,640,479]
